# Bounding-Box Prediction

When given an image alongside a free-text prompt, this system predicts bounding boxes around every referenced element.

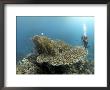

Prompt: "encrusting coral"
[16,35,94,74]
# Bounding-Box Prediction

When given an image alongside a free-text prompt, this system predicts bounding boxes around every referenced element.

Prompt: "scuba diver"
[81,24,88,49]
[81,35,88,49]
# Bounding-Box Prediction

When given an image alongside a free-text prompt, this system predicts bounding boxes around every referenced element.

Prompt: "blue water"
[16,16,94,61]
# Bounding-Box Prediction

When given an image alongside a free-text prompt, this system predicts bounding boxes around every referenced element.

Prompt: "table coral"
[16,35,94,74]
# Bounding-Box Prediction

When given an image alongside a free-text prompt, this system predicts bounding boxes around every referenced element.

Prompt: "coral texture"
[16,35,94,74]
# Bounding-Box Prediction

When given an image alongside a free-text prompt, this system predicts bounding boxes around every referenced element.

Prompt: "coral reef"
[32,35,56,56]
[16,58,42,74]
[16,35,94,74]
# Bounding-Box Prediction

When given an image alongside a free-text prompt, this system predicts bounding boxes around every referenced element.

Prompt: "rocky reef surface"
[16,35,94,74]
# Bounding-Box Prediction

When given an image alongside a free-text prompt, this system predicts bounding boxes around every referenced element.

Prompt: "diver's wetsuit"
[81,35,88,49]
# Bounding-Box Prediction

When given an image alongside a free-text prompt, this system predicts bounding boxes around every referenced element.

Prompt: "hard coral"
[32,35,56,56]
[32,35,88,66]
[16,58,41,74]
[17,35,94,74]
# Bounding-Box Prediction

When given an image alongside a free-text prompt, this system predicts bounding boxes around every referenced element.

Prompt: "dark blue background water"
[16,16,94,61]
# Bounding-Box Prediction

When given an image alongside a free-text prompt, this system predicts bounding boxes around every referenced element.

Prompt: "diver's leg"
[85,42,88,48]
[83,41,86,48]
[84,44,86,49]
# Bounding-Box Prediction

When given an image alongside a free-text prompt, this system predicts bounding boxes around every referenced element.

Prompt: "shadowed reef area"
[16,35,94,74]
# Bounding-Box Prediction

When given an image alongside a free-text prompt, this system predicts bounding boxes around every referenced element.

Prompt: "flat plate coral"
[17,35,94,74]
[33,35,88,66]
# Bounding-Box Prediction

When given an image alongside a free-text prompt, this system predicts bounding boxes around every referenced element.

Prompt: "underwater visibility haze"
[16,16,94,74]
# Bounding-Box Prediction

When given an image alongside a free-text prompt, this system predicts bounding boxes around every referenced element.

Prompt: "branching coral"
[16,58,42,74]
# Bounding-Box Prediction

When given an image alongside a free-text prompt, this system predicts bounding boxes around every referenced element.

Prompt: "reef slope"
[16,35,94,74]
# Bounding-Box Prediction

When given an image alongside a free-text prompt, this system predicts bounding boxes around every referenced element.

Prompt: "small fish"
[41,33,44,35]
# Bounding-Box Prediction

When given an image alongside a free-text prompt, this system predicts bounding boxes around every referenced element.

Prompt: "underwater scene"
[16,16,94,74]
